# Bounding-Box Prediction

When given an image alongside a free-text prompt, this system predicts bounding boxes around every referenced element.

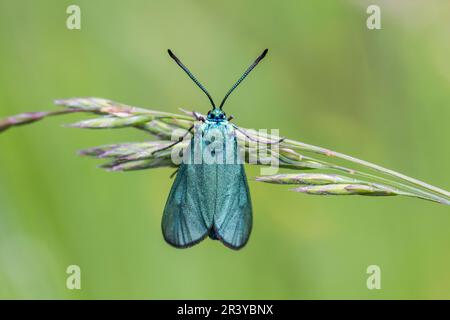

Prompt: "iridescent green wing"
[161,127,214,248]
[213,125,253,250]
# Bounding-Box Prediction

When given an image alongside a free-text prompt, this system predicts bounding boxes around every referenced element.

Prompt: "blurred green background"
[0,0,449,299]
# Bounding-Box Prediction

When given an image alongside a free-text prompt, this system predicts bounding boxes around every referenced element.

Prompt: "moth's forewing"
[212,124,252,249]
[161,123,213,248]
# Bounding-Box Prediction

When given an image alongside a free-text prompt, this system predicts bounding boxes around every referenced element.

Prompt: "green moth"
[161,49,276,249]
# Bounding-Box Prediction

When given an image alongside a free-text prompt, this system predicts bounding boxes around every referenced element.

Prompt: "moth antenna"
[168,49,216,109]
[219,49,268,110]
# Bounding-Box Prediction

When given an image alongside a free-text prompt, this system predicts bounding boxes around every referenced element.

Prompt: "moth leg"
[227,115,234,122]
[153,124,194,153]
[179,108,205,122]
[232,124,284,145]
[169,168,179,178]
[192,111,205,122]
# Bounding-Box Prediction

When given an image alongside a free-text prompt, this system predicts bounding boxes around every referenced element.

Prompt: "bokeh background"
[0,0,449,299]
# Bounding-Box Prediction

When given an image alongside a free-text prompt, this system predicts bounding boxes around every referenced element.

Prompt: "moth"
[160,49,279,250]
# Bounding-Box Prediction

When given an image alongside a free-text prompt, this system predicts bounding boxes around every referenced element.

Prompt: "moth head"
[207,109,226,122]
